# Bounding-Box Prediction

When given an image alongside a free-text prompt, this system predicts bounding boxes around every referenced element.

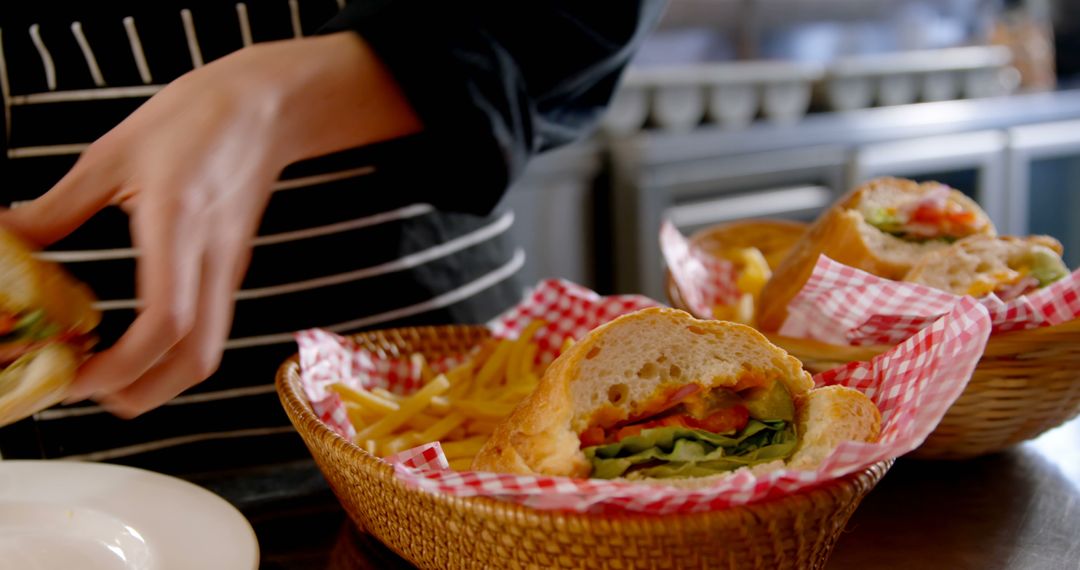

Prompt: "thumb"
[0,146,121,247]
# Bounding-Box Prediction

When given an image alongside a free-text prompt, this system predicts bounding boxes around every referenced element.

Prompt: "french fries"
[712,246,773,326]
[355,375,451,441]
[712,292,755,325]
[732,247,771,297]
[331,320,554,470]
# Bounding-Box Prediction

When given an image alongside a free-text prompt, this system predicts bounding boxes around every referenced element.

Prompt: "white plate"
[0,460,258,570]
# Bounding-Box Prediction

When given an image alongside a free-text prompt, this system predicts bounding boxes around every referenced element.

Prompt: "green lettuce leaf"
[0,310,61,343]
[865,208,903,233]
[584,420,797,480]
[864,208,958,243]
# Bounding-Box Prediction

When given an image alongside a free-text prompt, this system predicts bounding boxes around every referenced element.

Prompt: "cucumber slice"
[1029,249,1069,287]
[742,381,795,423]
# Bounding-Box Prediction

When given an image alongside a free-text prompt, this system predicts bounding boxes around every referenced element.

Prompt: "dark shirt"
[1054,0,1080,81]
[0,0,663,475]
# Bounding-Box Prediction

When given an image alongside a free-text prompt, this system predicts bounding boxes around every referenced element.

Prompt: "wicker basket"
[276,325,892,570]
[666,258,1080,460]
[681,219,808,269]
[767,319,1080,460]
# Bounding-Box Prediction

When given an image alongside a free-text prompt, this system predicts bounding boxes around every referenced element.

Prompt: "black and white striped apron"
[0,0,524,475]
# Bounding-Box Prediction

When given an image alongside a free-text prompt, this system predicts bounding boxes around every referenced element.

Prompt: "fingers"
[0,142,121,247]
[65,193,203,402]
[98,233,249,417]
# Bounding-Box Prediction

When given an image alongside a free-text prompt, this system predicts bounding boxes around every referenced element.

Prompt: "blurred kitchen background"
[500,0,1080,301]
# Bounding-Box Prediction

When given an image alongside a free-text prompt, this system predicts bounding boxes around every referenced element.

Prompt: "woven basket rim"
[276,324,892,525]
[687,218,809,241]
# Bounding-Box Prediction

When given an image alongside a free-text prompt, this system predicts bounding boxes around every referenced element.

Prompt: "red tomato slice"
[946,209,980,234]
[610,411,749,444]
[689,406,750,434]
[579,426,606,448]
[946,210,976,226]
[910,201,944,224]
[612,425,644,442]
[0,314,17,335]
[651,415,692,430]
[587,392,756,448]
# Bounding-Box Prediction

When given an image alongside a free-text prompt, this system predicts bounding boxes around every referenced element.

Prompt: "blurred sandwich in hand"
[0,227,99,428]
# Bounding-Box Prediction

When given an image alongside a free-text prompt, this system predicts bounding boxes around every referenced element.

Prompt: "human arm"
[0,1,665,417]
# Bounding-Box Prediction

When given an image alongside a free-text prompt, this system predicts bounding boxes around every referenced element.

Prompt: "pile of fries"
[330,321,565,471]
[712,247,772,325]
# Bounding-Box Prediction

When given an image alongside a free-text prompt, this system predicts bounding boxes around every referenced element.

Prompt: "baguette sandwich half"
[904,234,1070,300]
[0,227,100,427]
[757,177,995,331]
[472,308,880,484]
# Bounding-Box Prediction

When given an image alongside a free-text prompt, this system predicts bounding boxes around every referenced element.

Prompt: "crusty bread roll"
[692,219,808,270]
[787,385,882,470]
[904,235,1069,298]
[0,227,100,427]
[0,228,99,336]
[0,344,79,427]
[472,308,880,483]
[757,178,996,331]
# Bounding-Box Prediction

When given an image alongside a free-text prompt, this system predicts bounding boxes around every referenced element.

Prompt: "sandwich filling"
[579,380,797,480]
[0,309,88,366]
[966,248,1070,299]
[863,186,988,242]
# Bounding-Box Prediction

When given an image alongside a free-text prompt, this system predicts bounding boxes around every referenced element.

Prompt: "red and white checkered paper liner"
[660,220,739,318]
[295,279,660,440]
[779,255,1080,346]
[296,280,992,515]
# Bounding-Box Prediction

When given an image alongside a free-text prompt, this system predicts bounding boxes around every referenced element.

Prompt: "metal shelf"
[611,89,1080,166]
[657,0,923,30]
[606,89,1080,299]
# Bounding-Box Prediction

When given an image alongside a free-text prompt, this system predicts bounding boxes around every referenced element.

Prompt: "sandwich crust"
[0,228,100,334]
[0,228,101,427]
[787,385,881,470]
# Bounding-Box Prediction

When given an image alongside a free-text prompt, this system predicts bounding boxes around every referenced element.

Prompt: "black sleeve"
[319,0,665,215]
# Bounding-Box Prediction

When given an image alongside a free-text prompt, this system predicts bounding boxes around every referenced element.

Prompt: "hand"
[0,33,421,417]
